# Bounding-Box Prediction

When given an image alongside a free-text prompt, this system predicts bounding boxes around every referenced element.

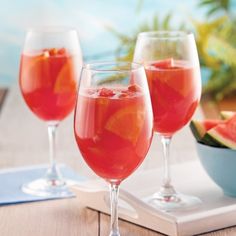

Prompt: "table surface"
[0,86,236,236]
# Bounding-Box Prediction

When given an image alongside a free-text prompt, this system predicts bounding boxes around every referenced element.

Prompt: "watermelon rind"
[201,133,225,147]
[207,128,236,149]
[220,111,235,120]
[190,120,205,142]
[190,119,223,146]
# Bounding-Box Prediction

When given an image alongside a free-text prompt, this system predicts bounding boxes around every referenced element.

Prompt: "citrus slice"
[95,97,110,132]
[105,106,145,144]
[54,59,77,93]
[21,52,50,93]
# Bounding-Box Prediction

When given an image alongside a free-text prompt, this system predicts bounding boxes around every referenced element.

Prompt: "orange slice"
[105,106,145,144]
[21,52,50,92]
[54,59,77,93]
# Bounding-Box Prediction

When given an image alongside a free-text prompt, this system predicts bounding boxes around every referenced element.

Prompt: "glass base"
[146,187,201,212]
[22,178,75,197]
[109,232,120,236]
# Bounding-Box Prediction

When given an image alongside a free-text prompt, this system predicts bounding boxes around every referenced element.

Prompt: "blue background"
[0,0,216,86]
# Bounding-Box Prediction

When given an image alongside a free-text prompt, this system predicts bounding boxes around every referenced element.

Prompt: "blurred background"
[0,0,236,104]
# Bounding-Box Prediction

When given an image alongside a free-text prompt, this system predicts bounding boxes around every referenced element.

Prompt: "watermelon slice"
[150,58,173,69]
[220,111,235,120]
[206,114,236,149]
[201,133,223,147]
[190,119,223,142]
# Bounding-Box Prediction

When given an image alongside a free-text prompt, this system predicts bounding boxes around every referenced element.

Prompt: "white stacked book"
[74,161,236,236]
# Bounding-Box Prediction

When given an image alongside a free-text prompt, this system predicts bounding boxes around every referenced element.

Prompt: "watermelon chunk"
[201,133,223,147]
[190,119,223,142]
[206,114,236,149]
[220,111,235,120]
[150,58,173,69]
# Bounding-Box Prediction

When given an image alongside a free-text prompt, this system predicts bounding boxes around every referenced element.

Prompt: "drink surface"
[74,85,153,182]
[145,59,201,136]
[20,48,78,122]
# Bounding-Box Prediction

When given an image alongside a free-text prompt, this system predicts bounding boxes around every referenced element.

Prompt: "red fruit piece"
[206,114,236,149]
[118,93,128,98]
[58,48,66,55]
[151,58,173,69]
[99,88,115,97]
[190,119,224,141]
[128,84,142,93]
[49,48,58,56]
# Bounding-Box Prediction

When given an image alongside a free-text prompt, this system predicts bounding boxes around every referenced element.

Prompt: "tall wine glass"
[19,27,82,197]
[134,31,202,210]
[74,62,153,235]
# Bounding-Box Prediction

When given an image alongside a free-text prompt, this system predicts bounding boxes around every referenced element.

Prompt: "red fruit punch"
[74,86,153,182]
[145,59,201,136]
[19,48,78,122]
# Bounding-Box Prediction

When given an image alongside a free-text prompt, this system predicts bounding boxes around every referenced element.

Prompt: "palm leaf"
[107,12,177,62]
[198,0,230,16]
[152,14,159,30]
[193,16,227,68]
[97,73,128,85]
[136,0,144,14]
[207,5,222,16]
[207,35,236,67]
[162,12,172,30]
[203,67,234,100]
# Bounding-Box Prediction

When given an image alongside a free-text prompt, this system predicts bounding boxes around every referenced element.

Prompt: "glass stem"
[109,183,120,236]
[46,123,62,182]
[161,136,174,191]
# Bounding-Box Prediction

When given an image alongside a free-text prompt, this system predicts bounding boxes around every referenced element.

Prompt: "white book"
[73,161,236,236]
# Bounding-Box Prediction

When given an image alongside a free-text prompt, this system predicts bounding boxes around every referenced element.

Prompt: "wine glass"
[74,62,153,235]
[19,27,82,197]
[134,31,202,210]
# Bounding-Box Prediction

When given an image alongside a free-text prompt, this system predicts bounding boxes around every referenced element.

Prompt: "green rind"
[207,129,236,149]
[190,120,205,142]
[191,113,236,148]
[190,120,222,145]
[202,133,226,147]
